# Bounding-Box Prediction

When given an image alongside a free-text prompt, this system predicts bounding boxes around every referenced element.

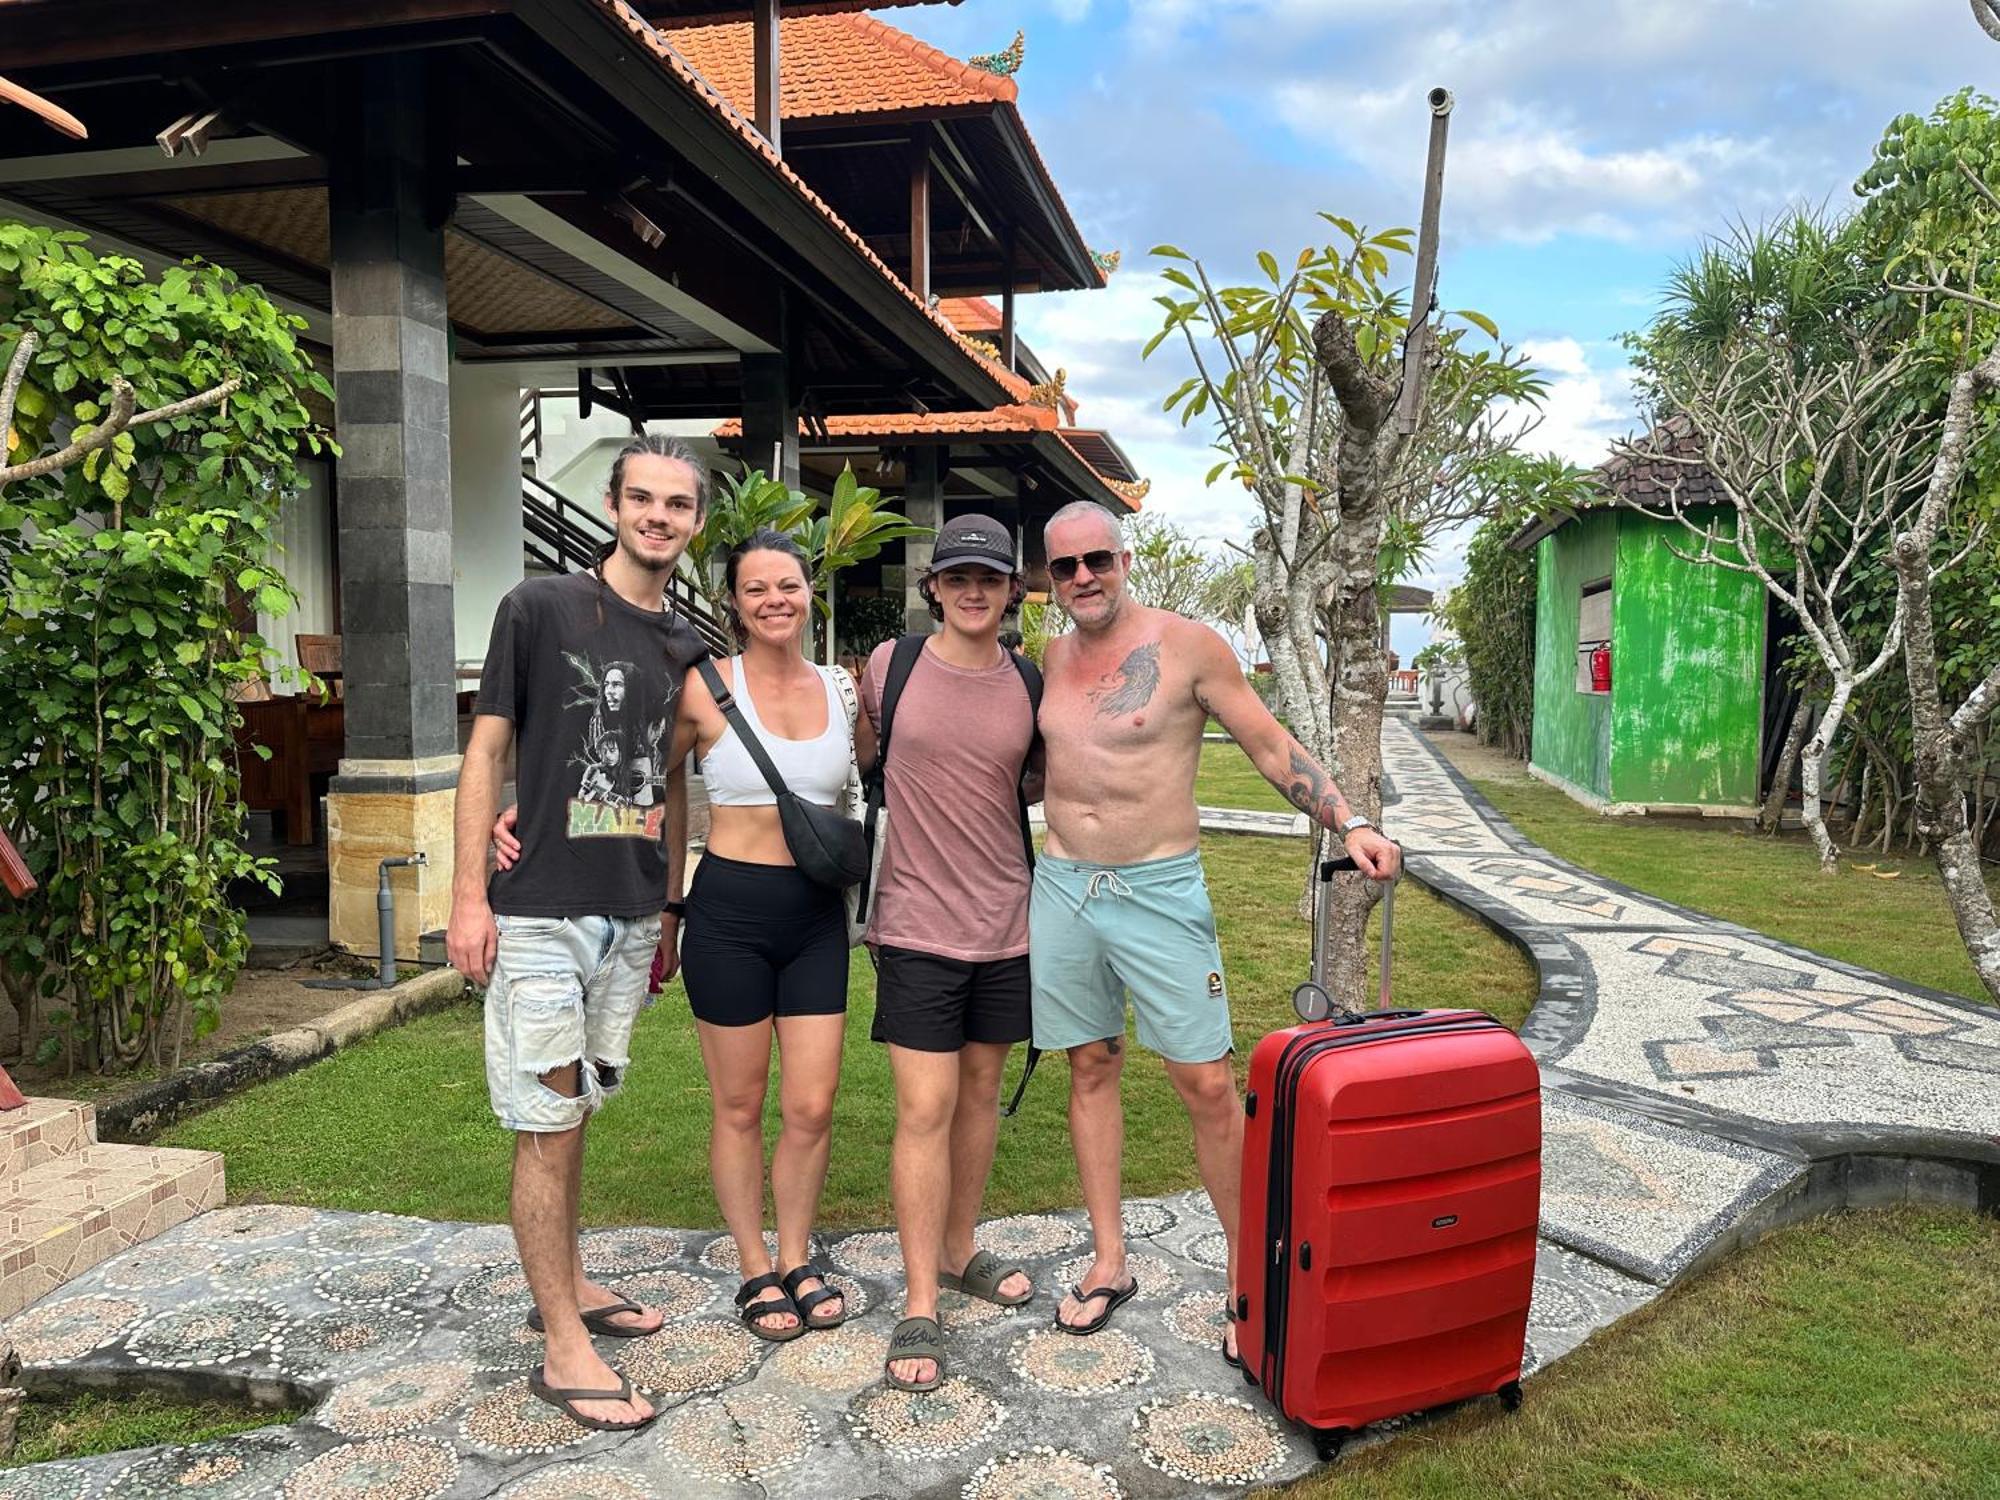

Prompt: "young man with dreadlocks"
[447,434,709,1432]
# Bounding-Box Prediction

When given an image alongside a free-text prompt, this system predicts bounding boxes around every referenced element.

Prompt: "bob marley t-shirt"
[474,569,708,918]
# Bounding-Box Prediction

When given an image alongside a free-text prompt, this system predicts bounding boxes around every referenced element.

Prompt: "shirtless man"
[1032,501,1401,1363]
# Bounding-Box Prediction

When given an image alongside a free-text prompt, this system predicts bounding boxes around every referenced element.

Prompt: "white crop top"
[702,659,855,808]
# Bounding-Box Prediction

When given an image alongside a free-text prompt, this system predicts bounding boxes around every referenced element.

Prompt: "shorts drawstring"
[1085,869,1134,900]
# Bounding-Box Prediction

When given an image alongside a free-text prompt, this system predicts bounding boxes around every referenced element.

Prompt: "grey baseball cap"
[928,513,1017,574]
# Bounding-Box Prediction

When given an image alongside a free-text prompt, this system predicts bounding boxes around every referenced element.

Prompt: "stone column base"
[327,757,459,958]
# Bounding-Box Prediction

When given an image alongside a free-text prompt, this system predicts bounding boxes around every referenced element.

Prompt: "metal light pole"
[1394,86,1454,437]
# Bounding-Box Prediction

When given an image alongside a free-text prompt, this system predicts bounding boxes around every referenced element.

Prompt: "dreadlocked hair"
[590,431,711,626]
[722,528,813,647]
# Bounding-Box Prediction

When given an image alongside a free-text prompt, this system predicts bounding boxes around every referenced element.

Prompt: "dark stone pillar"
[324,53,458,955]
[741,352,799,489]
[903,445,944,635]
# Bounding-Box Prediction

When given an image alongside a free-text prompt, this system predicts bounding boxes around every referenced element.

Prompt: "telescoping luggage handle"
[1291,850,1414,1025]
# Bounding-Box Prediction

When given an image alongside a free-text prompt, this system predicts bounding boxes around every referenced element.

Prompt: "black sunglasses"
[1048,549,1119,583]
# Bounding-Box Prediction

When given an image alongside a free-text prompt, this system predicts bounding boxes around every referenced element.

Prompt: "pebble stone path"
[5,720,1995,1499]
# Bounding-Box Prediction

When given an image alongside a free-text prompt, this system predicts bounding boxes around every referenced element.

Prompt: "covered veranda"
[0,0,1010,955]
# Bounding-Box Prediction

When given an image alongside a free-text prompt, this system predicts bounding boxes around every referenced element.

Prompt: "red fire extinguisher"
[1589,641,1612,694]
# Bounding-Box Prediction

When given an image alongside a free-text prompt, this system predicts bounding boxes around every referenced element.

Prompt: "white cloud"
[1512,337,1637,467]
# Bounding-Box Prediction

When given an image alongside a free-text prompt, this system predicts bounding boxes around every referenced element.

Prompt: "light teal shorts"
[1028,848,1233,1064]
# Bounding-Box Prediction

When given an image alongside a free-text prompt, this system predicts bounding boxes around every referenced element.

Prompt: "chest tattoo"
[1087,642,1161,718]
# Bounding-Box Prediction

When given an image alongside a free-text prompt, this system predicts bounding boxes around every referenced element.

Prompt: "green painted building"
[1508,437,1770,816]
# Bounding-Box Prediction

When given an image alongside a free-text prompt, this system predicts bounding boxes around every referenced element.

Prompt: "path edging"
[96,967,468,1143]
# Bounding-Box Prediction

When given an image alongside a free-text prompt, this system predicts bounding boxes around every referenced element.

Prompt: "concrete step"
[0,1140,225,1319]
[0,1096,96,1182]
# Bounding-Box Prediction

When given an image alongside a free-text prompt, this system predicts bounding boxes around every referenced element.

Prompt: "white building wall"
[450,364,527,663]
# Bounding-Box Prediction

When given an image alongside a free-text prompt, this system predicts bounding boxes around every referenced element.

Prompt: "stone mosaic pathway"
[4,720,1994,1498]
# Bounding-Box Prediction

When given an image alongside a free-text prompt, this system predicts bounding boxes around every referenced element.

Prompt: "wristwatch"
[1338,813,1373,835]
[664,899,688,919]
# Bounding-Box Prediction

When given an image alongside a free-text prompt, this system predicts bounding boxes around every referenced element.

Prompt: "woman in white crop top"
[674,529,869,1345]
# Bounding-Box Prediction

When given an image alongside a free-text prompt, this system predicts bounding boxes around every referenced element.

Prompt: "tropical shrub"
[1439,513,1538,759]
[0,221,329,1071]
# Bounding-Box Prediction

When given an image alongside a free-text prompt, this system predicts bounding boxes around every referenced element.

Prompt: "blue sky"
[885,0,1993,656]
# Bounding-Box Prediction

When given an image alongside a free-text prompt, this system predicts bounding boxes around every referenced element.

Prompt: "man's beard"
[619,528,678,577]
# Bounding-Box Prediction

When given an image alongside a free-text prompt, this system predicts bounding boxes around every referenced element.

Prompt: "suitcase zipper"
[1259,1013,1507,1414]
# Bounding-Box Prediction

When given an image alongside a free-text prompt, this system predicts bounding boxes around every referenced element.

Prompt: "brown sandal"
[528,1368,656,1432]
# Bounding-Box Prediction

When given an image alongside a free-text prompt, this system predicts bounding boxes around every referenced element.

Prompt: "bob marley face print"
[564,652,669,836]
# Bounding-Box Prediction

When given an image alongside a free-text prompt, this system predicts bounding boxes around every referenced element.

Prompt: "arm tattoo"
[1088,643,1161,717]
[1283,741,1345,827]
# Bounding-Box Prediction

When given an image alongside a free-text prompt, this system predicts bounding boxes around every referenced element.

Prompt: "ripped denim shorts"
[483,913,660,1133]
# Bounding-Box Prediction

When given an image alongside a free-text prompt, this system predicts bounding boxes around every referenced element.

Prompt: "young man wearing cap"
[856,513,1043,1392]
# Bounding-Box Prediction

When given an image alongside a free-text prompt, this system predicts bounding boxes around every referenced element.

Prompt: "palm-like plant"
[688,464,932,661]
[799,465,932,663]
[683,468,815,616]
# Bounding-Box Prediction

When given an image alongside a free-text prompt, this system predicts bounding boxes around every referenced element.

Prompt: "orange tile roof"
[582,1,1007,403]
[669,13,1015,120]
[940,296,1002,333]
[714,404,1060,439]
[663,13,1106,289]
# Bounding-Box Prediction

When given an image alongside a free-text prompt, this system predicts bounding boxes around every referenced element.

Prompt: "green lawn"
[1463,762,1997,1002]
[160,833,1532,1228]
[3,1389,304,1470]
[1290,1205,2000,1500]
[1196,741,1294,814]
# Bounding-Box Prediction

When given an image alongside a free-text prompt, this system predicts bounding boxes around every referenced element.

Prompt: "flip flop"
[1054,1276,1137,1336]
[884,1315,946,1393]
[528,1368,656,1432]
[525,1299,660,1338]
[734,1271,805,1342]
[781,1262,848,1330]
[941,1249,1033,1308]
[1222,1301,1245,1372]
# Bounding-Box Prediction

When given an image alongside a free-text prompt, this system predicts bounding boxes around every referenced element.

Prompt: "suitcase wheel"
[1311,1428,1350,1462]
[1498,1380,1523,1412]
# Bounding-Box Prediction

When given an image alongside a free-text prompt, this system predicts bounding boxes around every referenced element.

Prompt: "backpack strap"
[871,634,929,782]
[854,634,927,927]
[1001,649,1044,1119]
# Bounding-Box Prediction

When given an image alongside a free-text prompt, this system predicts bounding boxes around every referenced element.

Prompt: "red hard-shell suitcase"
[1237,855,1541,1460]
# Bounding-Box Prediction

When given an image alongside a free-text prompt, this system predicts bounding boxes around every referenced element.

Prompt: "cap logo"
[956,530,992,544]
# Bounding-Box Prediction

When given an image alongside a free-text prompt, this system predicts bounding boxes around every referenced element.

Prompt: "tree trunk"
[1760,694,1811,834]
[1798,677,1852,873]
[1316,584,1389,1012]
[1894,541,2000,1000]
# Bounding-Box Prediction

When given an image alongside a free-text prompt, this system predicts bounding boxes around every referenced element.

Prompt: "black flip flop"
[528,1368,656,1432]
[781,1262,848,1330]
[734,1271,805,1342]
[526,1298,660,1338]
[1053,1276,1138,1336]
[1222,1301,1245,1372]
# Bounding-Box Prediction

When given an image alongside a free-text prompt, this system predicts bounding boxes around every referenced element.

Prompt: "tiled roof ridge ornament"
[1091,248,1122,275]
[969,29,1026,77]
[965,336,1003,361]
[1026,367,1067,410]
[1106,477,1151,504]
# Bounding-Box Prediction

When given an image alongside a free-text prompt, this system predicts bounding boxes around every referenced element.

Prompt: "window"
[1576,578,1611,694]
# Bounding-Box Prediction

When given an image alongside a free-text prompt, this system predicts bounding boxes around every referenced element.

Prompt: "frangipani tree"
[1149,215,1546,1003]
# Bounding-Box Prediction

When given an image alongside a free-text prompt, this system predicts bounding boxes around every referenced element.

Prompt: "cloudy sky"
[889,0,1993,654]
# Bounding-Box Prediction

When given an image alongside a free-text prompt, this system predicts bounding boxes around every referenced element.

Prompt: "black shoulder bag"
[697,658,868,890]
